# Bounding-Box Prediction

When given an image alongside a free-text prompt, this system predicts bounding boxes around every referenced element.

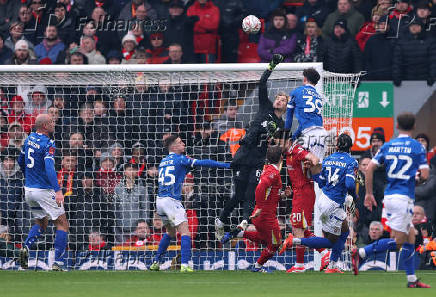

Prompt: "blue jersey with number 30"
[372,135,428,199]
[19,132,57,190]
[286,85,323,133]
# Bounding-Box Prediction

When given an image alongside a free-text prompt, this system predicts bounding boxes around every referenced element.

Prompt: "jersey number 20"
[158,166,175,186]
[303,95,322,115]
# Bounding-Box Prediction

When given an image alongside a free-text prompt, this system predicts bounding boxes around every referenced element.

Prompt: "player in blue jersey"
[17,114,69,271]
[280,134,357,273]
[285,68,327,161]
[352,113,431,288]
[149,135,231,272]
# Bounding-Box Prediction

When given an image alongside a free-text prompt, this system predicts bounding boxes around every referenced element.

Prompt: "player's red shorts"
[290,183,315,229]
[252,216,282,246]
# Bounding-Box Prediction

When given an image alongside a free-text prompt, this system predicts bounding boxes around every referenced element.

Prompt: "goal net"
[0,64,361,271]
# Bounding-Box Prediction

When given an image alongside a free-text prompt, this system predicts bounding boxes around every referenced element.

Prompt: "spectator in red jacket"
[88,230,107,251]
[7,96,34,134]
[95,152,121,197]
[355,4,386,52]
[145,32,169,64]
[123,219,157,246]
[187,0,220,63]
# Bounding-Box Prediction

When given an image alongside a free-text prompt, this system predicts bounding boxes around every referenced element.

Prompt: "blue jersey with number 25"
[372,135,428,199]
[287,85,323,132]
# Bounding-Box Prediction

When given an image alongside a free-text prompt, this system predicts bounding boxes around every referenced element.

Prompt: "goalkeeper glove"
[268,54,284,71]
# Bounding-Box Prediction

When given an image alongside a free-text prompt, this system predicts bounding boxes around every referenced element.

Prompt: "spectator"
[322,19,362,73]
[88,230,107,251]
[68,51,88,64]
[0,113,8,150]
[108,95,136,150]
[286,13,299,32]
[27,85,50,117]
[0,33,12,64]
[96,152,121,196]
[355,156,371,223]
[322,0,365,37]
[415,133,436,163]
[363,127,385,158]
[164,43,186,64]
[413,205,429,248]
[363,16,394,80]
[165,0,195,63]
[215,0,245,63]
[7,96,34,134]
[0,0,20,34]
[57,149,78,198]
[0,225,20,258]
[151,212,165,243]
[68,131,94,172]
[34,25,65,64]
[296,0,330,28]
[355,4,386,52]
[80,0,119,19]
[187,0,220,63]
[114,162,149,243]
[4,21,35,54]
[16,5,35,43]
[213,99,243,135]
[6,39,37,65]
[387,0,414,39]
[294,18,324,62]
[106,50,123,64]
[127,21,149,49]
[351,0,376,21]
[7,122,26,150]
[119,0,157,21]
[123,219,156,246]
[109,143,127,172]
[392,19,435,87]
[180,174,200,247]
[90,7,121,56]
[79,35,106,64]
[357,221,389,246]
[415,166,436,222]
[121,34,137,62]
[50,2,76,45]
[0,147,24,241]
[415,1,436,38]
[257,9,297,62]
[145,32,169,64]
[48,105,71,149]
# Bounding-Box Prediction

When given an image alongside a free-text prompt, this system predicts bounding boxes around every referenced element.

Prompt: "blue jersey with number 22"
[372,135,428,199]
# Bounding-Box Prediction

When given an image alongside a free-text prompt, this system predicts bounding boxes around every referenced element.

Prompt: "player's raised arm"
[190,158,230,169]
[258,54,284,110]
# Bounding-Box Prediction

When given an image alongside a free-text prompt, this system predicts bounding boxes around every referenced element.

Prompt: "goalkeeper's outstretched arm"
[258,54,284,111]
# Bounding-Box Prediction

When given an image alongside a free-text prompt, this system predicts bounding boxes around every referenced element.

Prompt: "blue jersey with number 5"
[158,153,196,201]
[372,135,428,199]
[287,85,323,133]
[19,132,57,190]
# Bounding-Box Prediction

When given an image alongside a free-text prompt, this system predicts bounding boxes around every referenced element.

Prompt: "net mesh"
[0,66,361,270]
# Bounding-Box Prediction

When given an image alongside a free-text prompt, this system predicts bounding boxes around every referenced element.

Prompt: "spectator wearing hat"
[106,50,123,64]
[414,0,435,38]
[79,35,106,64]
[7,96,34,134]
[6,39,37,65]
[0,33,12,65]
[363,15,394,80]
[145,32,169,64]
[294,18,324,62]
[121,34,137,61]
[323,18,362,73]
[257,9,297,63]
[34,25,65,64]
[114,162,149,243]
[164,1,195,63]
[295,0,329,30]
[392,18,435,86]
[322,0,365,37]
[416,133,436,164]
[4,21,35,54]
[68,51,87,64]
[187,0,220,63]
[355,4,387,52]
[7,122,26,150]
[0,146,24,242]
[119,0,157,21]
[27,85,51,117]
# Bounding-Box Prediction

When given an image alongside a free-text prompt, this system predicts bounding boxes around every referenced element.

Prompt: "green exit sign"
[353,82,394,118]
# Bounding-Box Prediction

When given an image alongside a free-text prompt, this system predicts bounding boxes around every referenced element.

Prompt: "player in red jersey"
[221,146,291,272]
[279,141,326,273]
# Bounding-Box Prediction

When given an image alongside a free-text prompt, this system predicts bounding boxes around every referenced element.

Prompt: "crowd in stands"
[0,0,435,268]
[0,0,434,83]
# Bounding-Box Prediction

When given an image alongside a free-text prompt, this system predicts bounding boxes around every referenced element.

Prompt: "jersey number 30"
[303,95,322,115]
[158,166,176,186]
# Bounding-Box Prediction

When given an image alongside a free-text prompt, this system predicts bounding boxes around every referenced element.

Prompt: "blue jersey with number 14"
[285,85,323,133]
[372,135,428,199]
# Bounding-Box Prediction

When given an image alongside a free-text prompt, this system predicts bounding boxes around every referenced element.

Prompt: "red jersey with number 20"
[253,164,282,221]
[286,143,311,190]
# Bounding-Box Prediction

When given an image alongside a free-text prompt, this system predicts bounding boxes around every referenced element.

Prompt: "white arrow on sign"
[379,91,390,108]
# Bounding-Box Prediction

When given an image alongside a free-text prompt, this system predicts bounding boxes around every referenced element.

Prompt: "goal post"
[0,63,362,271]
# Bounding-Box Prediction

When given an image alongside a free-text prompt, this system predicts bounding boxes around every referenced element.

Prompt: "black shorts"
[234,164,263,184]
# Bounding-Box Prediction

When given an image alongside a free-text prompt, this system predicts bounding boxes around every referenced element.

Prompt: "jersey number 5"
[303,95,322,115]
[27,148,35,168]
[158,166,176,186]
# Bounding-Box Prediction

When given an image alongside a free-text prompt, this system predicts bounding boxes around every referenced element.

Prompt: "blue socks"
[54,230,68,263]
[24,224,43,249]
[401,243,415,276]
[180,235,192,265]
[154,233,172,263]
[330,231,349,262]
[363,238,397,257]
[300,237,333,249]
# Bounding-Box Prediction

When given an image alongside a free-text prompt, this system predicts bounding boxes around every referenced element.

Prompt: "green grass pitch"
[1,270,435,297]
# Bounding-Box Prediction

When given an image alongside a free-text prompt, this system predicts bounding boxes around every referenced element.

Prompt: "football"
[242,15,261,34]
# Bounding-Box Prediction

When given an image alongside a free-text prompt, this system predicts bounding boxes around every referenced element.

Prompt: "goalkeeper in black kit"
[215,54,288,239]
